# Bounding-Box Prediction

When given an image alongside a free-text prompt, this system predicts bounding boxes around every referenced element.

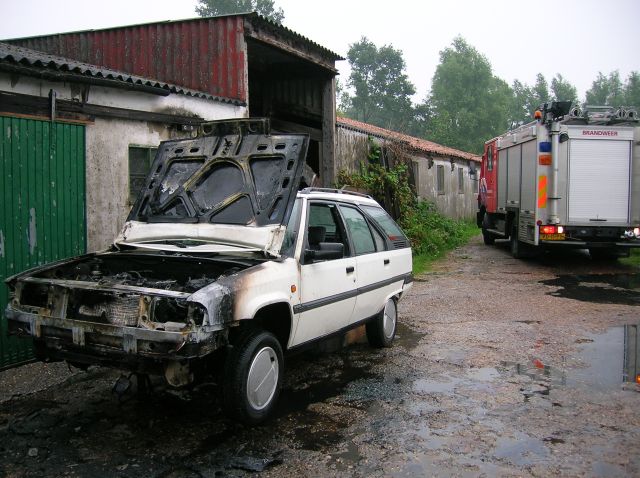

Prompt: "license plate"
[540,233,565,241]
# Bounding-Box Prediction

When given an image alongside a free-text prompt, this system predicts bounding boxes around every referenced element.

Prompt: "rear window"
[360,205,409,248]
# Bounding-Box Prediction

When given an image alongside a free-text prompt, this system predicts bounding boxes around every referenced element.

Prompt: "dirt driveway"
[1,235,639,477]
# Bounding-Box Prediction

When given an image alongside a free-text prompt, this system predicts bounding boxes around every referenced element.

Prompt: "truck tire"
[481,214,496,245]
[223,330,283,425]
[510,226,527,259]
[366,298,397,348]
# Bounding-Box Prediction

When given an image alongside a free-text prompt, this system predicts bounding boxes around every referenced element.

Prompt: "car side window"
[340,205,376,255]
[306,202,349,258]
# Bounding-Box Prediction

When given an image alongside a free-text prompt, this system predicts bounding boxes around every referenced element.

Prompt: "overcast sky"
[2,0,639,103]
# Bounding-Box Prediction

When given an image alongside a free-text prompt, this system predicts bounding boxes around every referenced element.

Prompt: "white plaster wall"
[1,73,248,250]
[0,73,247,121]
[413,157,479,220]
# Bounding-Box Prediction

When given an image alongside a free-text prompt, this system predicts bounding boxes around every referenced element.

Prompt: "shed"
[6,14,343,186]
[336,117,482,220]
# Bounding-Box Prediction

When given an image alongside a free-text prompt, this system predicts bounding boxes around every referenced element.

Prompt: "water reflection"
[503,324,640,392]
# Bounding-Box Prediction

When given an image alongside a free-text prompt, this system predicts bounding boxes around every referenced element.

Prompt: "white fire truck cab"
[478,102,640,258]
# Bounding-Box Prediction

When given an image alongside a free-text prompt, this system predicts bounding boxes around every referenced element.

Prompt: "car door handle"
[346,266,355,273]
[384,259,390,265]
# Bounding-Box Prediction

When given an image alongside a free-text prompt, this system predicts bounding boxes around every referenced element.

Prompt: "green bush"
[336,139,479,275]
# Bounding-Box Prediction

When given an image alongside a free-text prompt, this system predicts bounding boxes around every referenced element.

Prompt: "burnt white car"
[5,119,413,424]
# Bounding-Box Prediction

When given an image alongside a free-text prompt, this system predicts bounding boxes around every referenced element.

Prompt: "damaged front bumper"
[5,307,227,373]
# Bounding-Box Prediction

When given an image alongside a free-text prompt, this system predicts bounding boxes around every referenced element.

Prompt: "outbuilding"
[0,14,342,369]
[336,117,481,220]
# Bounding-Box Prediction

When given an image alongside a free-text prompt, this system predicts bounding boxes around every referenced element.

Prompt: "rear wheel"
[223,330,283,425]
[366,298,397,348]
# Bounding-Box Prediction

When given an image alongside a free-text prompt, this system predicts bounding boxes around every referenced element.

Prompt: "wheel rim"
[383,300,397,340]
[246,346,279,411]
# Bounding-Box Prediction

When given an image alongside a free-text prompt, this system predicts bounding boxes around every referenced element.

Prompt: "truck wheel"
[223,330,283,425]
[481,214,496,245]
[366,298,397,348]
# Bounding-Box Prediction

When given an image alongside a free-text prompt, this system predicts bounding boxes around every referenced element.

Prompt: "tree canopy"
[422,37,511,154]
[338,35,637,155]
[342,37,416,133]
[195,0,284,23]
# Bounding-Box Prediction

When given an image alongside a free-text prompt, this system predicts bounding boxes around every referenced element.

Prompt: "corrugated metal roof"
[337,116,481,162]
[0,41,245,105]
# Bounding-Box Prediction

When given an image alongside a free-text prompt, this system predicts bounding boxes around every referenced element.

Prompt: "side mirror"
[304,243,344,263]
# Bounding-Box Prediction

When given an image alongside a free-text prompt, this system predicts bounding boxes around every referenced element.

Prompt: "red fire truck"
[477,102,640,258]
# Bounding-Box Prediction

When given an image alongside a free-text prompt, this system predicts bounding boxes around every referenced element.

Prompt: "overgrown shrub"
[336,137,477,270]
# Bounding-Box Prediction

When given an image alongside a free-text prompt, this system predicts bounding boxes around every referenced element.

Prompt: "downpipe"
[549,121,560,225]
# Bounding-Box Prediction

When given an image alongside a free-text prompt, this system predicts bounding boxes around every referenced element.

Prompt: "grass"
[400,201,480,275]
[620,249,640,268]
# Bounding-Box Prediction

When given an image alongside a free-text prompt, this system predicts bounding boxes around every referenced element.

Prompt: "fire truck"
[477,102,640,258]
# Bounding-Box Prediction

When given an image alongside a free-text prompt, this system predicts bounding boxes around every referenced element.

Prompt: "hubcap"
[246,346,279,411]
[383,300,397,339]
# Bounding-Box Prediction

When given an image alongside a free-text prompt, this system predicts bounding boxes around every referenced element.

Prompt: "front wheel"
[366,298,397,348]
[223,330,283,425]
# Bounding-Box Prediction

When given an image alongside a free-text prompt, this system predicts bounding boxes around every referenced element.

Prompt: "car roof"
[297,188,381,207]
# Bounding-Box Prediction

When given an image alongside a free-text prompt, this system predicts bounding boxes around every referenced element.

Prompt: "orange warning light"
[291,285,297,293]
[534,110,543,120]
[636,374,640,385]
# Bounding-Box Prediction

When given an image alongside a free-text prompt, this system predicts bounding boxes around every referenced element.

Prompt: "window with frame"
[458,167,464,194]
[129,146,158,204]
[306,202,349,259]
[437,165,445,195]
[339,205,376,255]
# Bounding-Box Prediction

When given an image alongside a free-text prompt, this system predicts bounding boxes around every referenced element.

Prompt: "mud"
[1,236,639,477]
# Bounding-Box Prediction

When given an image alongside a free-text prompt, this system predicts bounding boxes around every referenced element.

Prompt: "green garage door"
[1,116,86,369]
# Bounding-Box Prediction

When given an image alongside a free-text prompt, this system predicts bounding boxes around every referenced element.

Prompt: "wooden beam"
[321,78,336,187]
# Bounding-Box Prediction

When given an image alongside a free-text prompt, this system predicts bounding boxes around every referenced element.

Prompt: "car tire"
[223,330,283,425]
[366,298,397,348]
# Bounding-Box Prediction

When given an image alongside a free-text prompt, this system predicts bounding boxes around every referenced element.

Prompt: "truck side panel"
[497,148,508,212]
[631,127,640,223]
[506,145,521,208]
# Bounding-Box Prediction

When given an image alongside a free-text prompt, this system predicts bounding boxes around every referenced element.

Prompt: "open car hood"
[117,119,308,255]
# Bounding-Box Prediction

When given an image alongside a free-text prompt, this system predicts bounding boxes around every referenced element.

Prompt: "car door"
[340,204,412,324]
[292,201,357,347]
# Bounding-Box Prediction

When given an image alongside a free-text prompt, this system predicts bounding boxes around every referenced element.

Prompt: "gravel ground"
[0,235,638,477]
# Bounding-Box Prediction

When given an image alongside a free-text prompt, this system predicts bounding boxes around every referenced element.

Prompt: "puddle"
[502,324,640,397]
[568,324,640,390]
[494,431,550,466]
[540,273,640,305]
[396,322,424,350]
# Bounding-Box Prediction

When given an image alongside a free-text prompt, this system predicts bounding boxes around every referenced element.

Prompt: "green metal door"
[1,116,86,369]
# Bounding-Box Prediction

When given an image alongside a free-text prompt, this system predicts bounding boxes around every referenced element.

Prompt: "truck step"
[486,228,507,237]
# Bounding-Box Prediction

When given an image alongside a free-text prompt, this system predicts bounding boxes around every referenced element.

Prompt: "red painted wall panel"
[12,18,248,102]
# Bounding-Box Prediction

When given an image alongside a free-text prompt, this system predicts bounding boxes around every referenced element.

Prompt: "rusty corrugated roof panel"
[0,41,245,105]
[337,116,481,162]
[5,16,247,102]
[4,14,342,102]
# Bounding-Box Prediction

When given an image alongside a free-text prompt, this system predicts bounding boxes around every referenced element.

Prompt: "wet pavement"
[0,236,639,477]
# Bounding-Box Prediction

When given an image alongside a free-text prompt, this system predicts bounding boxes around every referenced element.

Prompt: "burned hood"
[120,119,308,254]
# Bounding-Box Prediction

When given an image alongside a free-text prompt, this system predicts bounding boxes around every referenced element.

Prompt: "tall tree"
[424,37,511,154]
[533,73,550,106]
[624,71,640,107]
[344,37,416,132]
[585,71,625,107]
[550,74,578,103]
[195,0,284,23]
[509,79,537,127]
